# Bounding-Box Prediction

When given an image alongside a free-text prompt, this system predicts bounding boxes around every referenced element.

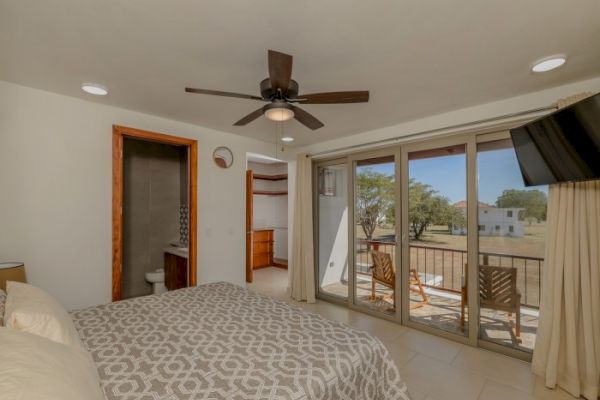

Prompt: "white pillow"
[0,327,104,400]
[0,289,6,327]
[4,281,84,350]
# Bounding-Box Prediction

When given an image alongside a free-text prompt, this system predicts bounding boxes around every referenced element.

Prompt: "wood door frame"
[112,125,198,301]
[245,169,254,282]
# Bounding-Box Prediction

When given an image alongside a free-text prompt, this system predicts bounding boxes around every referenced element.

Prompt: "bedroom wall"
[0,80,285,310]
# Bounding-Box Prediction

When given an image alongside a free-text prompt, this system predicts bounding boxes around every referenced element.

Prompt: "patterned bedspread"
[71,282,410,400]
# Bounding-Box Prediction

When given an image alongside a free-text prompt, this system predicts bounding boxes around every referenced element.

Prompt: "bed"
[70,282,411,399]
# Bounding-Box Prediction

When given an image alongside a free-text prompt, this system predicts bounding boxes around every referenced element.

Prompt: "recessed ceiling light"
[281,137,294,143]
[531,56,566,73]
[81,83,108,96]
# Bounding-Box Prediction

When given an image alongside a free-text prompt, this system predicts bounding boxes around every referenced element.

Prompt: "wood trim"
[245,170,253,282]
[188,141,198,287]
[253,173,288,181]
[112,131,123,302]
[112,125,198,302]
[273,258,288,269]
[253,190,288,196]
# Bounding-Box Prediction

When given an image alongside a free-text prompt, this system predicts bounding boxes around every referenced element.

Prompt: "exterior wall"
[452,207,524,237]
[317,165,349,288]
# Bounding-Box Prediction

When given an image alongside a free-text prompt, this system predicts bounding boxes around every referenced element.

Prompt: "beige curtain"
[532,181,600,399]
[289,153,316,303]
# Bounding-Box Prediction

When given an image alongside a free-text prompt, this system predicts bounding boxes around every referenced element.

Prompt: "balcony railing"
[355,239,543,309]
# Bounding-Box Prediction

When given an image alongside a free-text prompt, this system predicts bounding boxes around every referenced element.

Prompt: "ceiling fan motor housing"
[260,78,299,99]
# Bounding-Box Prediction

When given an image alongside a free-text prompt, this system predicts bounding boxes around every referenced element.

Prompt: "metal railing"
[355,239,543,309]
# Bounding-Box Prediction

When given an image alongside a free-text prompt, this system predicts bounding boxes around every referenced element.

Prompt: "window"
[507,210,513,218]
[478,225,485,231]
[495,225,500,230]
[509,225,514,233]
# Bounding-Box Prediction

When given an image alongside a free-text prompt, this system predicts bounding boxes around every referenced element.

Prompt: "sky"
[360,148,548,204]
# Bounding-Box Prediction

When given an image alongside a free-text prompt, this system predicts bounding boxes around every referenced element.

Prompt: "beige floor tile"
[479,380,535,400]
[394,329,463,363]
[400,354,486,400]
[451,345,535,394]
[386,337,418,368]
[347,314,408,345]
[533,378,579,400]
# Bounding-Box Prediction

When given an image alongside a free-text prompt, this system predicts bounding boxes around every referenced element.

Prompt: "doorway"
[112,125,197,301]
[245,153,289,284]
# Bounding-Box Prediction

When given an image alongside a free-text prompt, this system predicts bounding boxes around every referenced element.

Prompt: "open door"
[245,169,254,282]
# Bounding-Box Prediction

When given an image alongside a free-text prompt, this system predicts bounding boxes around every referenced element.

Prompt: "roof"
[453,201,493,209]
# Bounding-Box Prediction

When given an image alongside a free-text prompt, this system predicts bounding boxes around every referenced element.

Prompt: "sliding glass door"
[313,130,541,359]
[405,144,469,336]
[476,137,548,353]
[352,153,399,315]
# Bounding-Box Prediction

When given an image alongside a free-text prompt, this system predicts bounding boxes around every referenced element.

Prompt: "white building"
[451,201,525,237]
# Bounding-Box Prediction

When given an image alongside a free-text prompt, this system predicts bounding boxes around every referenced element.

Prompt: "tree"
[495,189,547,221]
[355,168,394,244]
[408,179,462,240]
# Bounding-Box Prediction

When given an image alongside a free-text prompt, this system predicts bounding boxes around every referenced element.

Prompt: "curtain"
[532,180,600,399]
[289,153,316,303]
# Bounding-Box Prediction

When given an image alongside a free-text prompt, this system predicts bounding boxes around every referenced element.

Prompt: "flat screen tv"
[510,93,600,186]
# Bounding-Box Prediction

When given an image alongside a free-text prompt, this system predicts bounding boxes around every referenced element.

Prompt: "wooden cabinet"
[252,229,273,269]
[164,253,188,290]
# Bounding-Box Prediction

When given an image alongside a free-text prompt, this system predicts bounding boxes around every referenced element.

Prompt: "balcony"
[321,241,542,352]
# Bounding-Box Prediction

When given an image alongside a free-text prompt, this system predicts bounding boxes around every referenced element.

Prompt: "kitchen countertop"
[164,247,189,259]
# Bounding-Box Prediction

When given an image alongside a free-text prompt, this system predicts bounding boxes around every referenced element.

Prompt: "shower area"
[120,137,190,299]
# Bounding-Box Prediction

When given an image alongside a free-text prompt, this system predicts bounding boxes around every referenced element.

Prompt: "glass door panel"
[477,139,547,352]
[353,155,397,315]
[407,144,468,336]
[317,164,349,299]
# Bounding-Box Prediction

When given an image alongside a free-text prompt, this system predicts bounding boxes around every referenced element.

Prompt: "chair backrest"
[478,265,518,310]
[371,250,395,285]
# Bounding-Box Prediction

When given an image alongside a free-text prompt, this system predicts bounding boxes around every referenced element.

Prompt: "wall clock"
[213,146,234,168]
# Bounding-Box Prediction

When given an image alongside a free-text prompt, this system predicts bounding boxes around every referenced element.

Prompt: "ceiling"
[1,0,599,147]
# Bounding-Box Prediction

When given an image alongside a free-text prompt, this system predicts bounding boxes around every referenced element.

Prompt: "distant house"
[451,201,524,237]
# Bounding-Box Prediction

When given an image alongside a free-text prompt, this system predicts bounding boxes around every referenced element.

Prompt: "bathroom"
[121,137,190,298]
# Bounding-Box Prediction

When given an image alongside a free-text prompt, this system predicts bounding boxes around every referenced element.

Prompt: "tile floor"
[248,267,578,400]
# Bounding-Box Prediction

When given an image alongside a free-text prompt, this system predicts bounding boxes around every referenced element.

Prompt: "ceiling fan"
[185,50,369,130]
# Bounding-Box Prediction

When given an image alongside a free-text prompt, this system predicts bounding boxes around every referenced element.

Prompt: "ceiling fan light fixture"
[281,136,294,142]
[264,103,294,122]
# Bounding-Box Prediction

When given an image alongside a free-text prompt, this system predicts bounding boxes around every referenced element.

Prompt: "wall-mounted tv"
[510,93,600,187]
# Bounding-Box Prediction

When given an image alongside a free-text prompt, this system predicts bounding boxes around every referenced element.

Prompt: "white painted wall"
[247,161,288,260]
[0,80,281,310]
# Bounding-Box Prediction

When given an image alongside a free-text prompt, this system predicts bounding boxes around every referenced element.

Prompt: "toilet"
[145,269,167,295]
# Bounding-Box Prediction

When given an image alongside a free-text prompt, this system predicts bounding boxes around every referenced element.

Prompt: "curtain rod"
[306,104,558,158]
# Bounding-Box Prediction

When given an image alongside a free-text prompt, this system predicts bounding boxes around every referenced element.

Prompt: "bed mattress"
[71,282,410,400]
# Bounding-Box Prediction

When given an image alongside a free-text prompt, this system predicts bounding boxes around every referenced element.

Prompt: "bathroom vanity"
[164,247,188,290]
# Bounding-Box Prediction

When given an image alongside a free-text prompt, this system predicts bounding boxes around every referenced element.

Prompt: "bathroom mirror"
[213,146,234,168]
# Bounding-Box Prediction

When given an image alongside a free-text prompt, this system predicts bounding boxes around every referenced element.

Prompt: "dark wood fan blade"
[291,105,324,130]
[185,88,265,101]
[233,107,264,126]
[268,50,293,95]
[297,91,369,104]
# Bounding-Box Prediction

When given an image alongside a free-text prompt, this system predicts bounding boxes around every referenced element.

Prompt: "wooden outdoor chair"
[460,265,521,343]
[370,250,428,309]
